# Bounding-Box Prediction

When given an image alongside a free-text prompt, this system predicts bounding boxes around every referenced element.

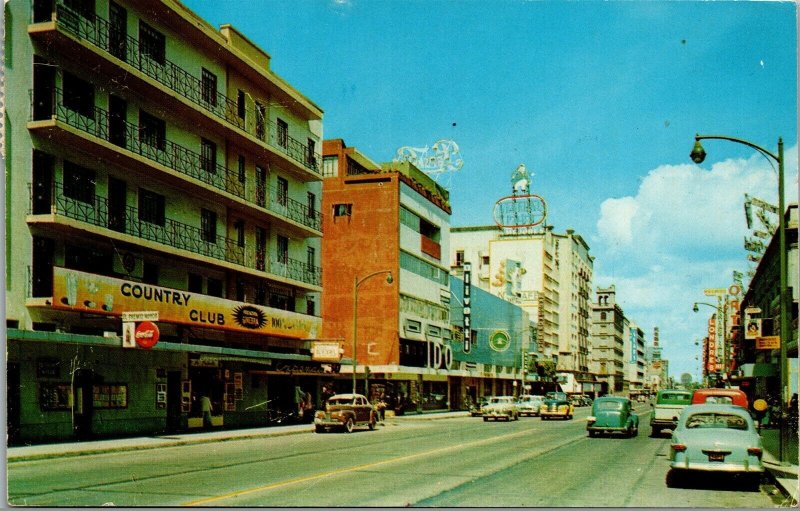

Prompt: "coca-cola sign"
[135,321,160,349]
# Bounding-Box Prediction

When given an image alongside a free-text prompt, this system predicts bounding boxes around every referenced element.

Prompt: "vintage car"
[469,396,489,417]
[570,394,592,407]
[691,388,748,409]
[314,393,376,433]
[517,395,544,417]
[650,389,693,436]
[482,396,520,421]
[587,396,639,437]
[540,391,574,420]
[667,404,764,489]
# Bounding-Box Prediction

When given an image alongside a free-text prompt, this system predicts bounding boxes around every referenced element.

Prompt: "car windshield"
[685,412,749,430]
[328,398,354,406]
[596,401,623,411]
[658,392,692,404]
[546,392,567,400]
[704,396,734,405]
[489,397,511,404]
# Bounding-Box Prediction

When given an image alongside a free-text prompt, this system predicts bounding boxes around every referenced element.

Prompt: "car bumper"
[650,419,677,428]
[519,409,539,416]
[587,425,629,433]
[483,411,513,418]
[540,411,569,417]
[669,460,765,473]
[314,417,345,427]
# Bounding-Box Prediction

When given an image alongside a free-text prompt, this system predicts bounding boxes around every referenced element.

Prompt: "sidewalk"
[759,427,799,505]
[7,410,468,463]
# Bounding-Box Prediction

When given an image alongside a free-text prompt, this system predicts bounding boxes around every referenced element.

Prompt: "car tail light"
[747,447,763,458]
[671,443,687,452]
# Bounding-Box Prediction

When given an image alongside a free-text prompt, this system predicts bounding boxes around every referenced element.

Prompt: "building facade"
[6,0,325,443]
[624,322,647,397]
[590,286,626,394]
[321,139,454,412]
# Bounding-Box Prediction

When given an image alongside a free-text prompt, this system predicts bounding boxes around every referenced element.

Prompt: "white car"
[482,396,520,421]
[516,395,544,417]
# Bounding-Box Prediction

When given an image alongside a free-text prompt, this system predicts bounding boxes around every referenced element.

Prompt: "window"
[307,192,316,219]
[306,246,315,270]
[207,278,223,297]
[277,118,288,148]
[277,235,289,264]
[306,298,315,316]
[63,72,95,119]
[277,177,288,206]
[255,226,266,271]
[139,110,166,151]
[139,21,165,65]
[236,279,245,301]
[234,220,245,247]
[188,273,203,293]
[307,138,316,167]
[255,282,267,305]
[237,155,246,183]
[237,90,246,120]
[200,138,216,174]
[400,251,448,286]
[455,250,465,267]
[333,203,352,217]
[201,208,217,243]
[322,156,338,177]
[138,188,165,226]
[201,68,217,106]
[63,161,95,204]
[64,0,94,20]
[255,102,266,140]
[255,165,267,207]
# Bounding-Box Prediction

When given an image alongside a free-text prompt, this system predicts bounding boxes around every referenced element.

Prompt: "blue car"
[586,396,639,437]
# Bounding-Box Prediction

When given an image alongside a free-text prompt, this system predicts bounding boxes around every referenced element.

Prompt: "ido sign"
[135,321,160,349]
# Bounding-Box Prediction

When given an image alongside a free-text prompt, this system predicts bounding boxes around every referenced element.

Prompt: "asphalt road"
[7,406,780,507]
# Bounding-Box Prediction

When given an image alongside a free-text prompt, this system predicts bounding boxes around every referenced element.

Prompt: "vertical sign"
[630,328,637,363]
[707,317,717,372]
[463,262,472,353]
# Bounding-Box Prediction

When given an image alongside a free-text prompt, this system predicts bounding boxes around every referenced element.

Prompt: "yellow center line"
[181,427,536,506]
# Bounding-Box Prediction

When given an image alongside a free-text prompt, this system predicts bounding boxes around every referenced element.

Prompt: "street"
[7,406,781,507]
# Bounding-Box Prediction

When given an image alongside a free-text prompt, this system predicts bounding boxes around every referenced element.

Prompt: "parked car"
[517,395,544,416]
[650,389,692,436]
[470,396,489,417]
[314,393,376,433]
[540,391,574,420]
[691,388,749,409]
[667,404,764,489]
[570,394,592,407]
[482,396,520,421]
[587,396,639,437]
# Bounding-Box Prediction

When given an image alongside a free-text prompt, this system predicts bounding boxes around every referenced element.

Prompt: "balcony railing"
[29,181,322,288]
[46,2,321,176]
[29,88,323,232]
[420,235,441,260]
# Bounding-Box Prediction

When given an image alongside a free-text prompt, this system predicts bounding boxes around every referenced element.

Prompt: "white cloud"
[592,145,798,378]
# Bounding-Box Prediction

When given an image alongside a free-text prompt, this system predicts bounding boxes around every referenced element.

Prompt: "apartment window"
[207,278,223,297]
[63,161,95,204]
[322,156,338,177]
[62,72,95,119]
[255,226,266,271]
[455,250,465,267]
[237,155,246,183]
[307,192,316,219]
[138,188,165,226]
[306,247,315,270]
[333,203,352,217]
[64,0,94,20]
[200,138,216,174]
[139,110,166,151]
[277,177,288,206]
[277,235,289,264]
[254,282,267,305]
[276,118,288,148]
[234,220,245,247]
[307,138,316,166]
[188,273,203,293]
[237,90,246,120]
[255,102,266,140]
[201,209,217,243]
[306,297,315,316]
[236,279,246,302]
[201,68,217,106]
[139,21,165,65]
[142,262,158,285]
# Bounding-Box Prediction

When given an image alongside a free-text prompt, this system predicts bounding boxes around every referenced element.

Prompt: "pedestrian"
[200,394,213,430]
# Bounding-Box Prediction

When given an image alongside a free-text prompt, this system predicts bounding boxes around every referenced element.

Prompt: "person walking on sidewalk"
[200,394,213,430]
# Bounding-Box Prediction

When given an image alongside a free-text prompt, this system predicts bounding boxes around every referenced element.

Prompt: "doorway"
[73,369,94,439]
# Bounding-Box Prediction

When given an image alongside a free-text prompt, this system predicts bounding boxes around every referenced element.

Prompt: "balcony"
[28,181,322,290]
[28,88,322,235]
[30,2,321,179]
[420,235,441,260]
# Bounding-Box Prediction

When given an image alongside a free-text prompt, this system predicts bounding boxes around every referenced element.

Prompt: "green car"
[587,396,639,437]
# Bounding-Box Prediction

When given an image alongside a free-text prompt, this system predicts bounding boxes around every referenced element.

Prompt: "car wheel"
[344,417,354,433]
[588,430,595,438]
[650,427,660,437]
[368,417,376,430]
[632,427,639,437]
[483,416,489,422]
[665,469,682,488]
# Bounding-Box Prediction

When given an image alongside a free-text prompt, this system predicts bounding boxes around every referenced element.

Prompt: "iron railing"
[47,2,322,176]
[30,88,323,232]
[29,182,322,287]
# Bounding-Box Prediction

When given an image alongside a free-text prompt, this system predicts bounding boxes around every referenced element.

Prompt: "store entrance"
[188,366,223,427]
[73,369,94,439]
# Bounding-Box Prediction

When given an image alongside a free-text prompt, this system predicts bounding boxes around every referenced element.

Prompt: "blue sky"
[184,0,797,381]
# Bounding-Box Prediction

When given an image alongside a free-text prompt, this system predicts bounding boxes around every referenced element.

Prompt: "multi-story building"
[6,0,324,443]
[590,285,626,394]
[321,139,453,412]
[624,322,647,397]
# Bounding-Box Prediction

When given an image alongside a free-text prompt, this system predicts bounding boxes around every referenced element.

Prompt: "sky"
[184,0,798,382]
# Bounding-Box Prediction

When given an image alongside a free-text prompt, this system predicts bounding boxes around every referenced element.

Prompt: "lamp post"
[693,300,728,383]
[352,270,393,395]
[690,134,789,463]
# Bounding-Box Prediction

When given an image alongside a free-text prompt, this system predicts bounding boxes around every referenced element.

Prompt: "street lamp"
[690,133,789,463]
[352,270,393,395]
[693,301,727,383]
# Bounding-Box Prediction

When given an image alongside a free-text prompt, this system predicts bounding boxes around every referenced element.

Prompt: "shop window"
[39,383,73,410]
[93,384,128,408]
[207,278,223,297]
[139,21,165,65]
